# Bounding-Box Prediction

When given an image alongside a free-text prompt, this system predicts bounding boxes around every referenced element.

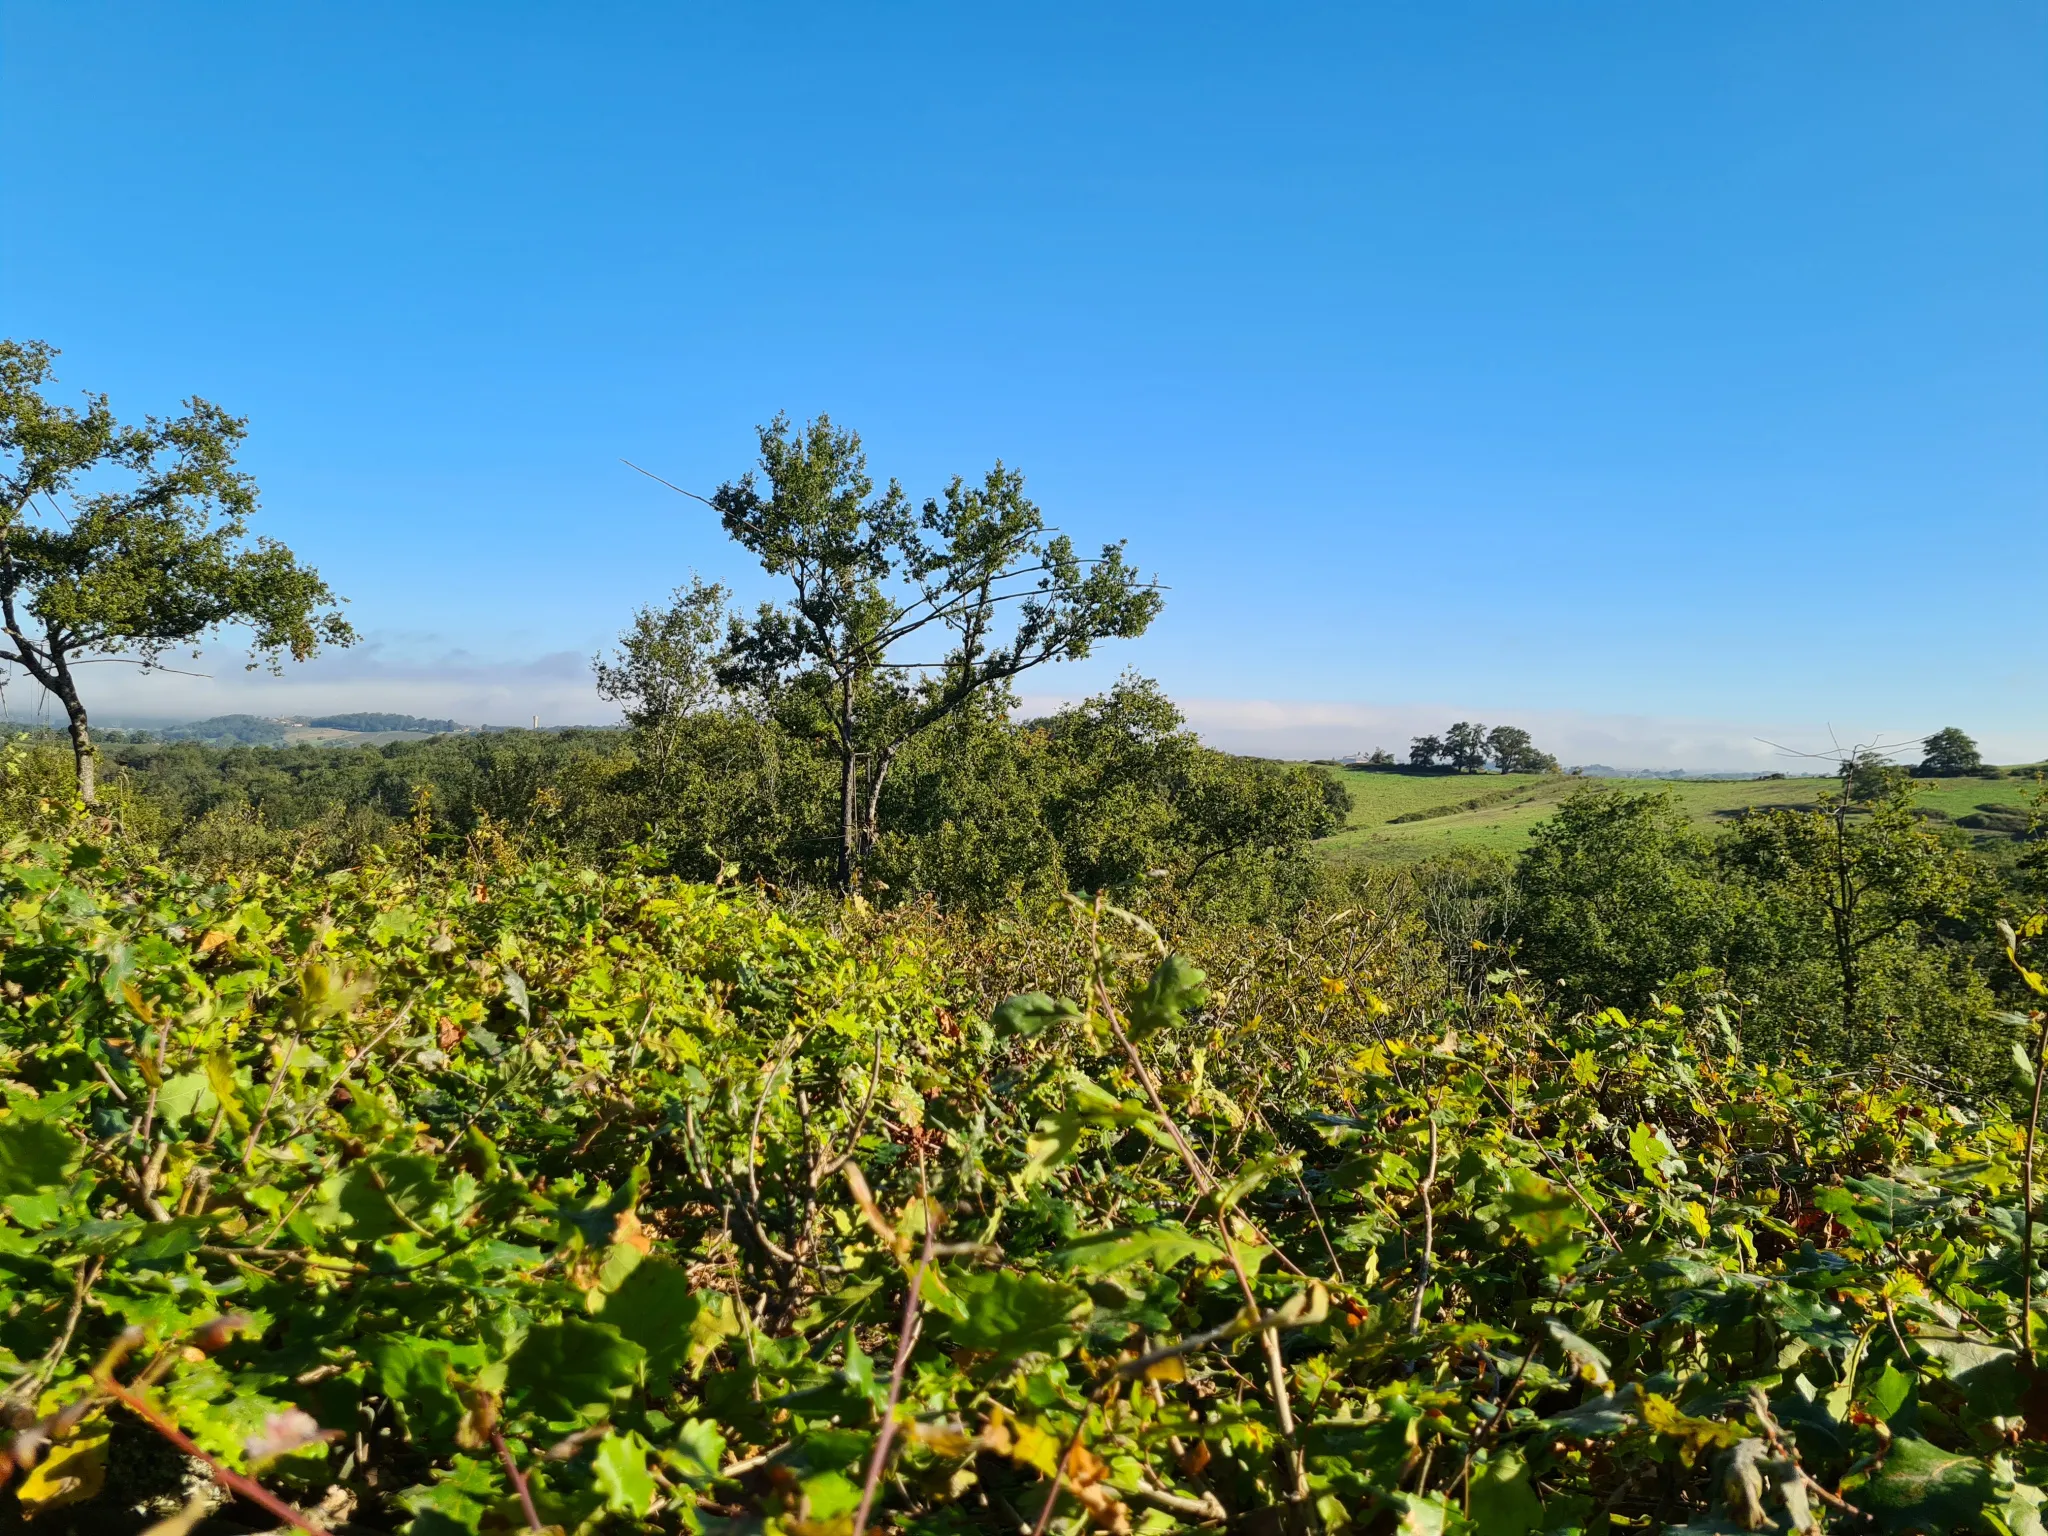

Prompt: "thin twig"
[241,1032,299,1169]
[2024,1008,2048,1365]
[4,1257,104,1412]
[491,1427,545,1533]
[101,1376,324,1536]
[1095,971,1312,1510]
[1409,1109,1440,1337]
[818,1025,887,1181]
[277,1003,414,1145]
[850,1154,937,1536]
[1479,1074,1619,1249]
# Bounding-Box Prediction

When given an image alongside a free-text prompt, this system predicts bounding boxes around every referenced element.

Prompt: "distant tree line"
[1407,721,1560,773]
[308,712,463,734]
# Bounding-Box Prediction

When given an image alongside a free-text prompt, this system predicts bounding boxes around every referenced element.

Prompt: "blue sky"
[4,3,2043,764]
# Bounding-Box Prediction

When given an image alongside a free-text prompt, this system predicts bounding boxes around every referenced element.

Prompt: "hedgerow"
[3,830,2048,1535]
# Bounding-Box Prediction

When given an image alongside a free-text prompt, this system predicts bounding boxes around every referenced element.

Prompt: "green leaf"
[1627,1122,1680,1187]
[506,1319,645,1423]
[1860,1362,1915,1423]
[1848,1434,1994,1534]
[363,1336,469,1445]
[599,1257,729,1385]
[1996,1473,2048,1536]
[340,1155,454,1241]
[1382,1490,1452,1534]
[663,1418,728,1487]
[941,1271,1091,1361]
[1052,1223,1224,1276]
[1544,1319,1612,1386]
[1918,1336,2023,1418]
[1503,1168,1587,1273]
[396,1453,499,1536]
[591,1430,657,1517]
[991,992,1081,1040]
[800,1469,863,1523]
[0,1105,77,1198]
[1210,1153,1291,1214]
[499,967,530,1023]
[153,1070,217,1132]
[1467,1449,1543,1536]
[1126,954,1207,1041]
[1022,1079,1161,1182]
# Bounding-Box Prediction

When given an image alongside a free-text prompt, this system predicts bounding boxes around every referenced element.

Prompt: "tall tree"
[1721,774,1983,1051]
[1918,726,1984,777]
[1409,735,1443,768]
[1514,787,1733,1011]
[594,575,731,805]
[699,414,1161,887]
[0,341,353,801]
[1486,724,1560,775]
[1443,720,1490,773]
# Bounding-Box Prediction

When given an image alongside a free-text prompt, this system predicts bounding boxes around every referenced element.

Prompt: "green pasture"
[1315,763,2044,864]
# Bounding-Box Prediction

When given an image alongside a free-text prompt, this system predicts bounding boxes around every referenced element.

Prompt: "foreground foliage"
[3,830,2048,1535]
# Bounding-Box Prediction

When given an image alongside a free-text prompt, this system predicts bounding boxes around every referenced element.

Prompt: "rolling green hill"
[1315,764,2044,863]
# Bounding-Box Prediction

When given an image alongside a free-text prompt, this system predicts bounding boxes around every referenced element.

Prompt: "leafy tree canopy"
[691,414,1160,885]
[1919,725,1985,777]
[0,339,353,800]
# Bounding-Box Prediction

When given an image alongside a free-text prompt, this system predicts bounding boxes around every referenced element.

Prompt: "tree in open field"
[1443,719,1490,772]
[1918,725,1984,777]
[1408,733,1443,768]
[0,340,353,801]
[1720,773,1993,1063]
[697,414,1160,887]
[1485,723,1560,774]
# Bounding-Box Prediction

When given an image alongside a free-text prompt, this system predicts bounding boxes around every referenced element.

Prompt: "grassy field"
[281,724,457,747]
[1315,764,2045,864]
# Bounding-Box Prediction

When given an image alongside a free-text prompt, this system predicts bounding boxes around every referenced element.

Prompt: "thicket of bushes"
[2,789,2047,1535]
[85,678,1351,924]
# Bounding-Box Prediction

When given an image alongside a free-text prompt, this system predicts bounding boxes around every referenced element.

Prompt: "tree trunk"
[859,748,896,868]
[52,660,95,806]
[837,673,858,890]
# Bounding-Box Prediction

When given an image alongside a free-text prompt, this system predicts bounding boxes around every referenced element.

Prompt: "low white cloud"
[3,636,610,730]
[24,636,2039,773]
[1015,692,2034,773]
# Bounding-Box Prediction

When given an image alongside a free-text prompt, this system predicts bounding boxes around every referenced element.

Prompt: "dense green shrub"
[1512,781,2019,1081]
[1512,789,1733,1013]
[4,823,2048,1534]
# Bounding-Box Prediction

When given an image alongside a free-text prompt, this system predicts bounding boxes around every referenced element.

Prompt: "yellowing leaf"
[205,1051,250,1132]
[1642,1394,1747,1466]
[1144,1353,1187,1383]
[909,1419,976,1458]
[1009,1419,1062,1478]
[1352,1043,1392,1077]
[17,1429,109,1515]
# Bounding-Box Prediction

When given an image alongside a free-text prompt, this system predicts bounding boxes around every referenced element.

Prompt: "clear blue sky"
[4,3,2043,762]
